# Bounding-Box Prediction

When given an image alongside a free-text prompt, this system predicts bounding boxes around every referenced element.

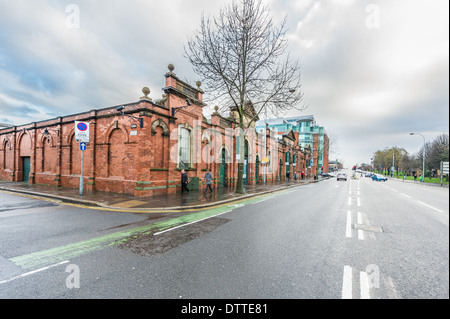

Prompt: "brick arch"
[201,129,211,143]
[66,128,75,145]
[41,133,57,173]
[1,136,12,151]
[17,130,32,157]
[105,123,129,144]
[108,128,127,177]
[152,125,166,169]
[69,134,80,175]
[39,131,55,147]
[220,145,232,162]
[151,118,169,137]
[2,137,13,170]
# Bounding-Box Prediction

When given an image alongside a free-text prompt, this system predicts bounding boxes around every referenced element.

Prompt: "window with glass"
[179,127,191,168]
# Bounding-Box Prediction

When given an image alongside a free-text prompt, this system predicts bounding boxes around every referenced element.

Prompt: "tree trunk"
[235,122,246,194]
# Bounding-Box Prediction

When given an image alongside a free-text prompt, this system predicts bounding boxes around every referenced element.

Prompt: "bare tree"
[185,0,305,193]
[427,133,449,172]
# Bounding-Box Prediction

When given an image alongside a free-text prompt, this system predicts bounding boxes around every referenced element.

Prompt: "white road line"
[360,271,370,299]
[358,229,364,240]
[342,266,353,299]
[357,197,361,207]
[153,210,232,236]
[357,212,362,224]
[346,211,352,238]
[0,260,70,285]
[357,212,364,240]
[401,193,411,198]
[416,201,443,213]
[252,198,269,204]
[348,197,352,206]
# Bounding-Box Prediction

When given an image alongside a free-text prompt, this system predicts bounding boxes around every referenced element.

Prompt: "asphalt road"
[0,171,448,300]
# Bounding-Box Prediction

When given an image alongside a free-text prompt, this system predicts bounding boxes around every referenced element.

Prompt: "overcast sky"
[0,0,448,166]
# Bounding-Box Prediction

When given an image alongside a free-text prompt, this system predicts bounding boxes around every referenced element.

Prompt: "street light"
[116,105,144,128]
[42,127,60,136]
[171,99,191,117]
[410,132,425,183]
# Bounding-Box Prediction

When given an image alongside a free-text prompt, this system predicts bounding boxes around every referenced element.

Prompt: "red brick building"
[0,65,312,196]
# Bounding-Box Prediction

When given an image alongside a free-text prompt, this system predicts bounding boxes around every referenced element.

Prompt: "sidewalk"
[0,178,321,212]
[382,176,449,188]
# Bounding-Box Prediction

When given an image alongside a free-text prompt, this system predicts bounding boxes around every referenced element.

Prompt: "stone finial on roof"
[140,87,152,101]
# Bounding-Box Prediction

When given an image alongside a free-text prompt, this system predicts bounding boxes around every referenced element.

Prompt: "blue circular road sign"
[77,122,88,131]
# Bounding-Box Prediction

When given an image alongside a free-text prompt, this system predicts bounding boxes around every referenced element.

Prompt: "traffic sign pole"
[75,119,89,195]
[79,142,87,195]
[80,147,84,195]
[441,161,449,187]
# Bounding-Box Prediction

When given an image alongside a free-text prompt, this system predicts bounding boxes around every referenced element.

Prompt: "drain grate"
[353,224,383,233]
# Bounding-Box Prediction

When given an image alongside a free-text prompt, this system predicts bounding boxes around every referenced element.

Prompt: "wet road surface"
[0,175,448,300]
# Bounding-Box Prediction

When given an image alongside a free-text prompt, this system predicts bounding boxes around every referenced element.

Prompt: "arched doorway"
[255,155,260,184]
[285,151,290,179]
[19,133,32,183]
[279,158,283,181]
[219,148,227,187]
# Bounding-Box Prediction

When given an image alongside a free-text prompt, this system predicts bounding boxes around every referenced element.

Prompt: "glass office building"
[256,115,328,172]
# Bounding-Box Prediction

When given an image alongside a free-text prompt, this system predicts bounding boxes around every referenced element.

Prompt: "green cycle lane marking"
[9,189,293,270]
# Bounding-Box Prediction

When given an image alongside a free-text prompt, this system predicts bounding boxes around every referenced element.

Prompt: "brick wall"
[0,67,310,196]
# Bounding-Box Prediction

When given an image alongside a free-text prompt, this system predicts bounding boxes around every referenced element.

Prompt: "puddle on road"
[0,201,59,213]
[115,217,230,257]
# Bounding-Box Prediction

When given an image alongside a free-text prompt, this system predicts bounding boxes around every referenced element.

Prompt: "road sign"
[80,142,87,151]
[442,161,449,174]
[75,121,90,143]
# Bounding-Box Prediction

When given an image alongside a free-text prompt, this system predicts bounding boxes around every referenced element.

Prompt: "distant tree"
[372,146,407,175]
[372,134,449,177]
[427,133,449,171]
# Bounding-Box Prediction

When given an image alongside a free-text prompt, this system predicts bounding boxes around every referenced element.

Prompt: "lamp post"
[116,105,144,128]
[171,99,191,117]
[42,127,60,136]
[410,132,425,183]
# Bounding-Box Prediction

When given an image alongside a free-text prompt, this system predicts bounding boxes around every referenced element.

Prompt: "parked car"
[337,173,347,181]
[372,174,387,182]
[365,172,373,177]
[321,173,335,178]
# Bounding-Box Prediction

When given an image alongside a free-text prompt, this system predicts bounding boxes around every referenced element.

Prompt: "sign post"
[75,121,90,195]
[79,142,87,195]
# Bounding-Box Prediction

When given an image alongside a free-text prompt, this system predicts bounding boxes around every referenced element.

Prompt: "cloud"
[280,0,449,164]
